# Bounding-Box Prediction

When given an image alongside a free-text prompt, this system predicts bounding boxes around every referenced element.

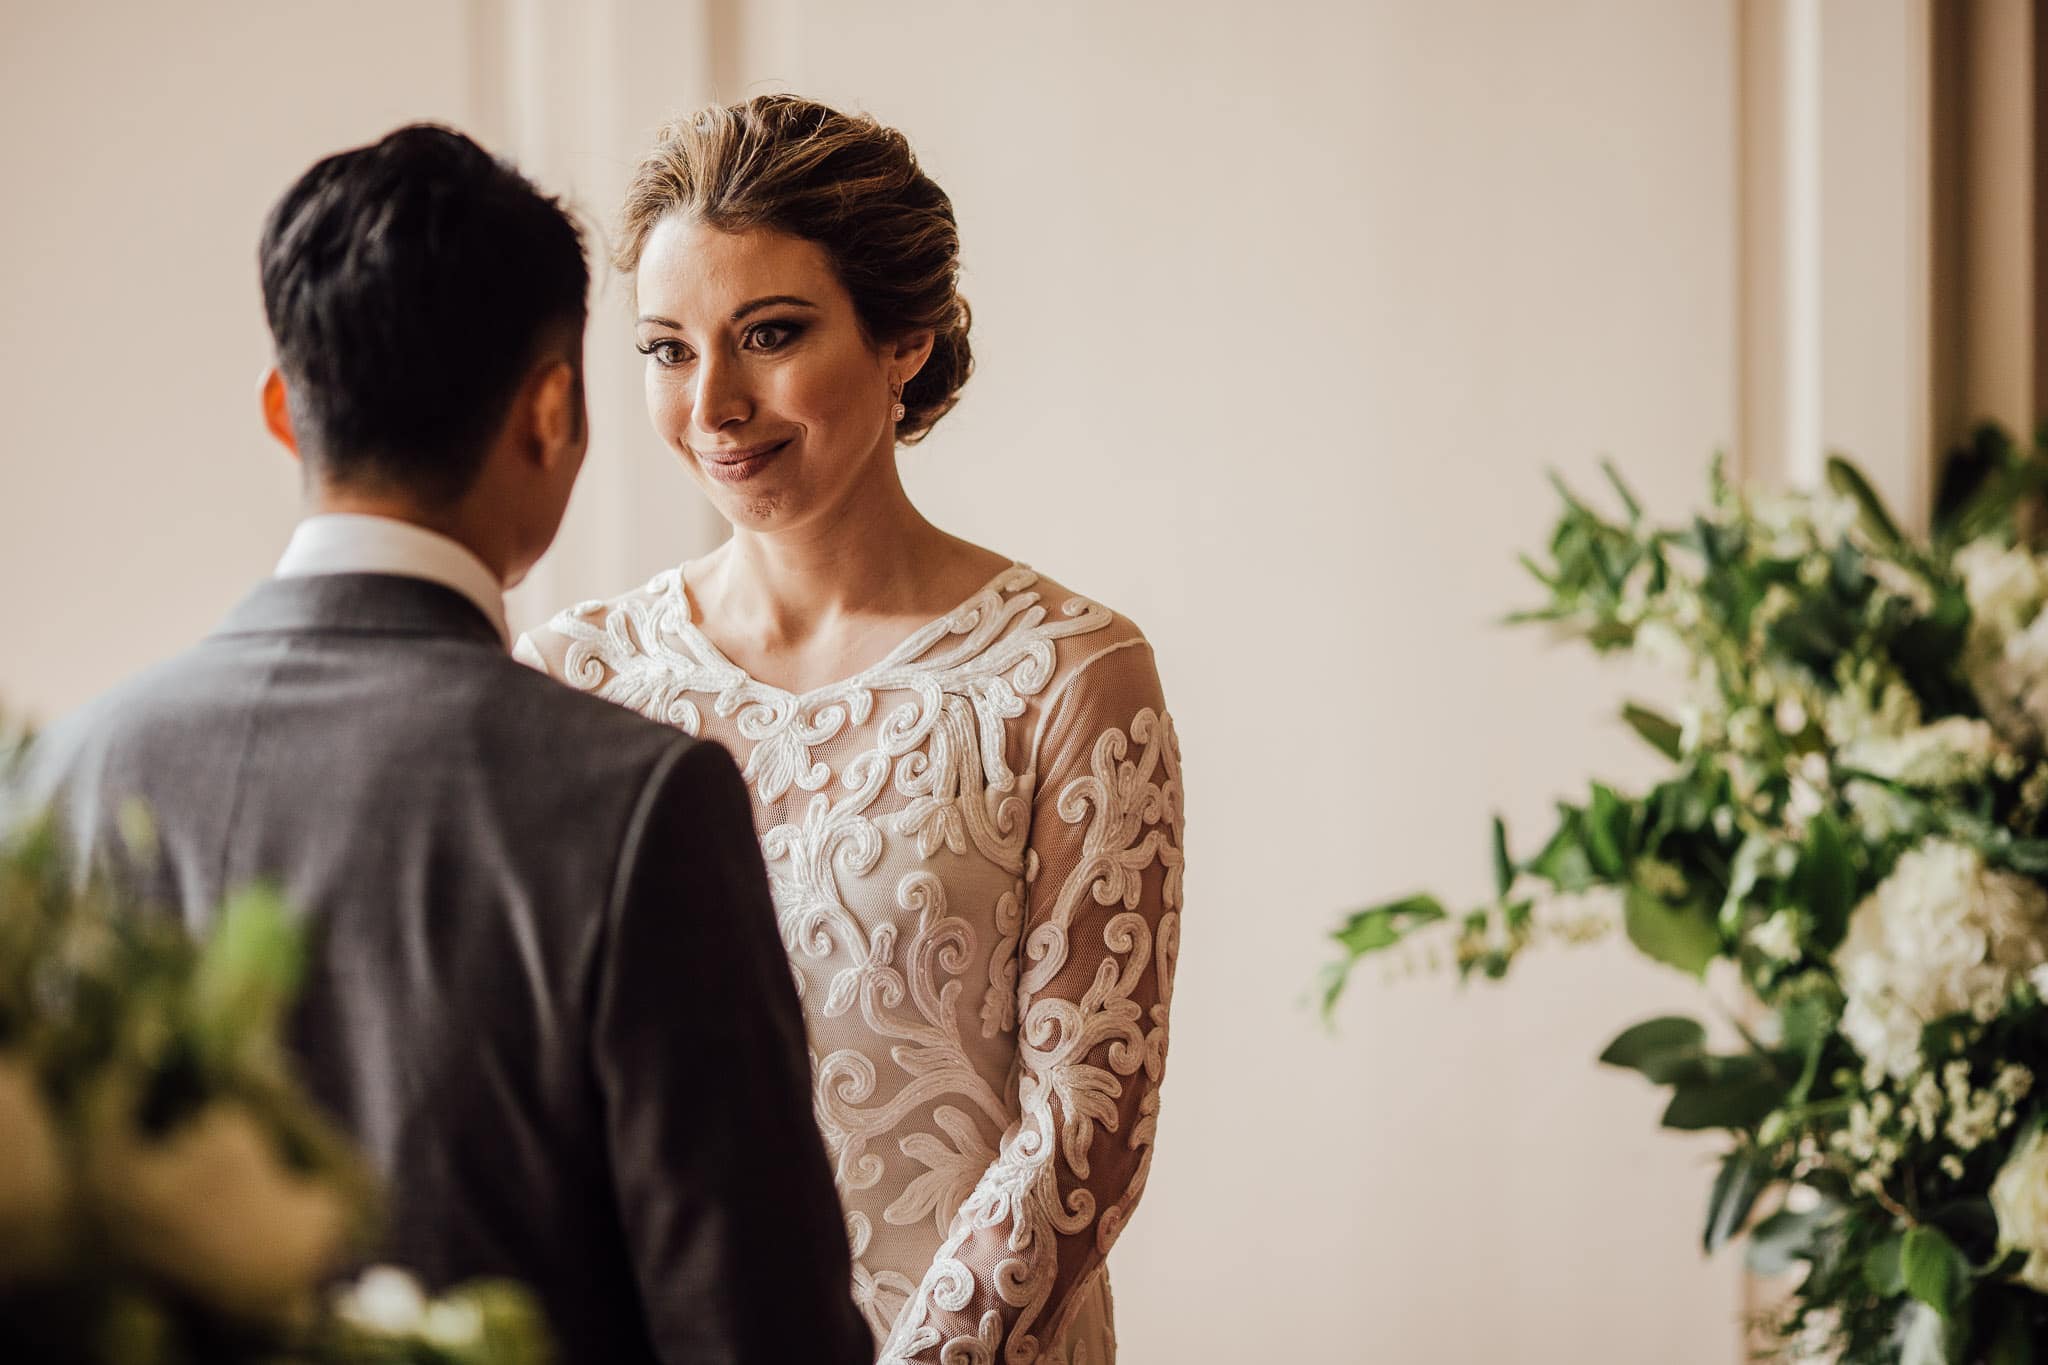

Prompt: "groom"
[16,126,869,1365]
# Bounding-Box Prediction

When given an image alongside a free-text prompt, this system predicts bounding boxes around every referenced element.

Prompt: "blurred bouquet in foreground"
[0,734,549,1365]
[1324,431,2048,1363]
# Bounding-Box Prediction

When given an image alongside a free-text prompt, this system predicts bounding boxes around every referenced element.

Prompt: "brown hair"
[617,95,972,445]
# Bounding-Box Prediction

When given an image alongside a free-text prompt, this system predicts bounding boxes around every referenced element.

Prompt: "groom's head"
[257,124,590,583]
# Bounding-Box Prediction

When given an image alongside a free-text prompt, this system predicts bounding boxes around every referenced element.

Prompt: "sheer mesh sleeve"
[879,638,1184,1364]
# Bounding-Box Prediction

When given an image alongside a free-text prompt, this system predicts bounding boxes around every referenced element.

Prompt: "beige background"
[1,2,1979,1360]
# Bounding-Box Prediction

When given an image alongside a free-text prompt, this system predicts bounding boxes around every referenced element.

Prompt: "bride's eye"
[636,338,690,367]
[743,321,803,352]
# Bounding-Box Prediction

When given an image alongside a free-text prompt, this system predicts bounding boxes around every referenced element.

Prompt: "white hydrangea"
[1823,660,1922,748]
[1750,910,1802,964]
[1955,541,2048,750]
[1836,840,2048,1080]
[1956,541,2048,638]
[1839,716,2006,788]
[1992,1122,2048,1295]
[1842,779,1919,842]
[1970,612,2048,751]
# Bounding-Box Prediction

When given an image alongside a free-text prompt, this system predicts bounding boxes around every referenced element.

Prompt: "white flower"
[1842,779,1918,842]
[1633,619,1693,674]
[87,1097,353,1318]
[1775,695,1810,736]
[1956,541,2048,637]
[423,1298,485,1348]
[1812,492,1859,543]
[1839,716,2004,787]
[1750,911,1802,964]
[337,1266,429,1335]
[0,1054,67,1282]
[1836,840,2048,1079]
[1970,612,2048,750]
[1869,558,1936,614]
[1993,1122,2048,1294]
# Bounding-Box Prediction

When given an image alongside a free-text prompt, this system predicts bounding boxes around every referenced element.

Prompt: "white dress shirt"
[274,513,509,647]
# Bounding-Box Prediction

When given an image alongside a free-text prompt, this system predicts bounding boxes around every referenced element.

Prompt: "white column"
[469,0,733,633]
[1740,0,1938,529]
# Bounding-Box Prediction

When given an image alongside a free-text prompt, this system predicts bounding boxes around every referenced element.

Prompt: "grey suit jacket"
[17,574,869,1365]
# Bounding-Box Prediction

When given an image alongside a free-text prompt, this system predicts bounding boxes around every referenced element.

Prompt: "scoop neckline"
[670,559,1028,702]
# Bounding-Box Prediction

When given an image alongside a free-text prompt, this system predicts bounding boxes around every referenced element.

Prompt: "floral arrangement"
[0,743,550,1365]
[1324,430,2048,1363]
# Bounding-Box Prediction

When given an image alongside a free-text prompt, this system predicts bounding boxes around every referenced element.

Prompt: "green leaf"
[1866,1235,1906,1296]
[1826,455,1904,548]
[1703,1146,1770,1253]
[1661,1067,1783,1132]
[1745,1200,1832,1276]
[1903,1223,1968,1322]
[1622,703,1683,762]
[1490,817,1513,900]
[1331,894,1447,956]
[2003,838,2048,877]
[1793,813,1856,951]
[1624,887,1721,978]
[1600,458,1644,522]
[1598,1016,1707,1079]
[1585,784,1632,878]
[1322,895,1450,1016]
[188,887,302,1070]
[1528,810,1598,891]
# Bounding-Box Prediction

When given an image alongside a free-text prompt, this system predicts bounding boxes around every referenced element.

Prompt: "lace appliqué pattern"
[519,566,1181,1365]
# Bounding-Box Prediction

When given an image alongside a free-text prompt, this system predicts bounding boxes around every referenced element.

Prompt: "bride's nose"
[691,351,751,433]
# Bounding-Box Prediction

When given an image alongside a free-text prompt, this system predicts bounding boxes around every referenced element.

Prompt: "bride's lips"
[693,439,790,484]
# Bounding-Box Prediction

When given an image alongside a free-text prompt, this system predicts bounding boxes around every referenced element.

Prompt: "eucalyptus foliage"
[0,725,551,1365]
[1326,430,2048,1362]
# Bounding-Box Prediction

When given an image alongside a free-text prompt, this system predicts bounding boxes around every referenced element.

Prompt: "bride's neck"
[709,483,952,644]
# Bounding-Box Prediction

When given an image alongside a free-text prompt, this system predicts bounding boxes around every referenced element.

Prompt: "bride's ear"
[886,328,935,389]
[259,367,300,457]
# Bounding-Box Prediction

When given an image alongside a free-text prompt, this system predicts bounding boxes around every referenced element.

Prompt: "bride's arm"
[881,641,1184,1364]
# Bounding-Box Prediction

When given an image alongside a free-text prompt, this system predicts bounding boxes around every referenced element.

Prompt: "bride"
[517,94,1183,1364]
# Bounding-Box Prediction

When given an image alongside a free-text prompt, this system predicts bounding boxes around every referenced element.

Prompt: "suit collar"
[214,574,506,650]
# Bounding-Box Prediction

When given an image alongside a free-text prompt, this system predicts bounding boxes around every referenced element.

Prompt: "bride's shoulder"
[512,567,687,678]
[1013,566,1160,689]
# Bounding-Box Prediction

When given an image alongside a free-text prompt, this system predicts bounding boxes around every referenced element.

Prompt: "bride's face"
[633,216,905,530]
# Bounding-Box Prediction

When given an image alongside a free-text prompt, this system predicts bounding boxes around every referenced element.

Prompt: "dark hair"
[616,95,971,445]
[259,124,589,503]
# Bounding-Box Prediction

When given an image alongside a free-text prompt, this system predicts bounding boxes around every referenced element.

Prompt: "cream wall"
[744,3,1744,1360]
[3,2,1919,1360]
[0,2,477,722]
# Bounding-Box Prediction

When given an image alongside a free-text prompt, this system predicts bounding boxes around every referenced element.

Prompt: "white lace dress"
[516,563,1182,1365]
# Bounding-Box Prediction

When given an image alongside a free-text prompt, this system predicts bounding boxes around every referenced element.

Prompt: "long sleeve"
[596,738,871,1365]
[879,640,1185,1364]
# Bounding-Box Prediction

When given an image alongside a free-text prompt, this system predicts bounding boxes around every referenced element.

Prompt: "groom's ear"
[259,367,300,457]
[525,358,584,470]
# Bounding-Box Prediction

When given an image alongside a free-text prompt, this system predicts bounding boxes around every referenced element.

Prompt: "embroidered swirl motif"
[878,709,1182,1365]
[524,567,1177,1365]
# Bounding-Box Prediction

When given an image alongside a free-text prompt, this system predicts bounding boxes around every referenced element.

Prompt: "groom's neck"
[303,483,505,585]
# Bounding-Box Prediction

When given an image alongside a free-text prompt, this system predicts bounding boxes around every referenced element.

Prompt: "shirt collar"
[274,514,509,648]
